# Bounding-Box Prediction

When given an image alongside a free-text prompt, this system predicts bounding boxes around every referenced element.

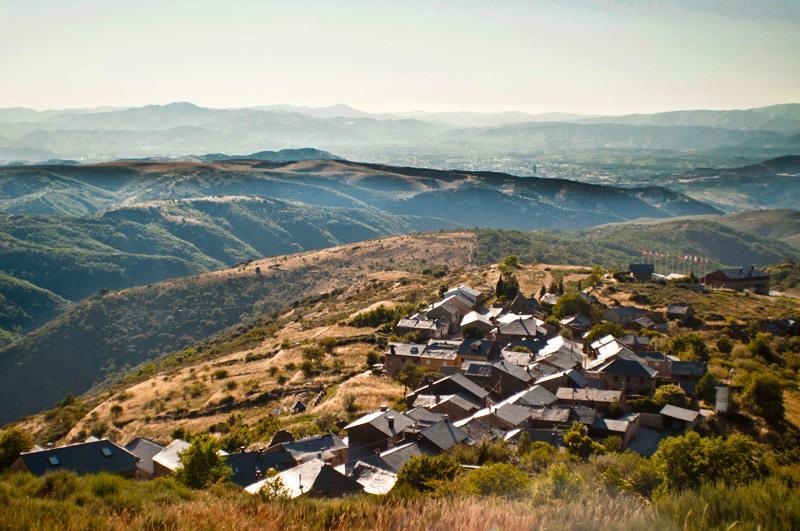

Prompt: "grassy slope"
[473,220,795,269]
[0,232,476,425]
[0,273,68,342]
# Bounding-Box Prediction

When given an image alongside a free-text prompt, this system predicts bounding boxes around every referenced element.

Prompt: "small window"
[101,447,113,457]
[48,456,60,466]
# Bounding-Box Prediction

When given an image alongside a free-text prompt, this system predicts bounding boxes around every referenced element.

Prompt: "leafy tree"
[175,436,231,489]
[465,463,530,499]
[558,278,565,295]
[669,334,709,361]
[0,427,33,470]
[586,322,624,343]
[501,255,520,269]
[397,363,433,391]
[396,454,459,491]
[695,372,719,404]
[741,374,784,425]
[496,272,519,300]
[257,470,290,501]
[653,431,767,491]
[538,285,546,299]
[654,384,690,408]
[552,293,593,319]
[563,422,604,459]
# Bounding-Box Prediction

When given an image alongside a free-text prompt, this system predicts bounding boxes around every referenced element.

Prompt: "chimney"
[471,341,480,352]
[386,415,395,432]
[389,345,396,356]
[435,394,441,404]
[380,404,388,412]
[739,267,744,275]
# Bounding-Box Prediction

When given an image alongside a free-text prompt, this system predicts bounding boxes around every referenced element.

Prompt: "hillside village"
[3,250,798,515]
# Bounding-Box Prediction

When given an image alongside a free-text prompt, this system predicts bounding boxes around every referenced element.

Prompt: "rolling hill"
[1,102,798,163]
[2,219,797,424]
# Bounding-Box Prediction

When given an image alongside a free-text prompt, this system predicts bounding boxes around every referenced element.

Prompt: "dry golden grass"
[785,389,800,428]
[27,491,658,531]
[312,374,405,416]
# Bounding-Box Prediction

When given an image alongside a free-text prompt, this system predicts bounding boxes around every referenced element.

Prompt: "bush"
[535,462,582,500]
[465,463,530,499]
[519,442,559,473]
[740,374,785,425]
[175,436,231,489]
[564,422,605,459]
[586,322,624,343]
[716,336,733,354]
[695,372,719,404]
[748,333,777,363]
[653,476,800,530]
[654,384,690,408]
[212,369,229,380]
[552,293,593,319]
[652,431,767,491]
[669,334,709,361]
[592,452,661,498]
[0,428,33,470]
[397,455,459,492]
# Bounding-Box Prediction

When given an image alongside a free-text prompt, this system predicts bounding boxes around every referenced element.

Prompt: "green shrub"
[741,374,785,425]
[654,384,690,408]
[397,455,459,492]
[175,436,231,489]
[0,428,33,470]
[653,431,767,491]
[465,463,530,499]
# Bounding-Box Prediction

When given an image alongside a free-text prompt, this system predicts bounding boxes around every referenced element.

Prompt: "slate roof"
[457,338,496,359]
[535,368,588,388]
[358,441,434,473]
[18,440,139,477]
[397,318,438,331]
[660,405,700,423]
[556,387,622,403]
[411,394,479,413]
[592,417,631,434]
[124,437,164,476]
[281,434,346,462]
[671,361,707,378]
[527,407,571,424]
[406,406,447,425]
[226,450,297,486]
[245,459,362,498]
[152,439,191,472]
[412,372,491,403]
[460,311,493,329]
[419,420,469,451]
[351,462,397,495]
[667,304,693,316]
[570,405,599,426]
[591,357,658,378]
[509,385,558,407]
[497,318,545,337]
[560,313,593,328]
[344,410,415,437]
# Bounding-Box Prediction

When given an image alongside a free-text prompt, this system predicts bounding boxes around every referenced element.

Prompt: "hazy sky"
[1,0,798,114]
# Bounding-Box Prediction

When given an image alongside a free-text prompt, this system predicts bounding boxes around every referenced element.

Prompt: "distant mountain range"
[1,102,798,163]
